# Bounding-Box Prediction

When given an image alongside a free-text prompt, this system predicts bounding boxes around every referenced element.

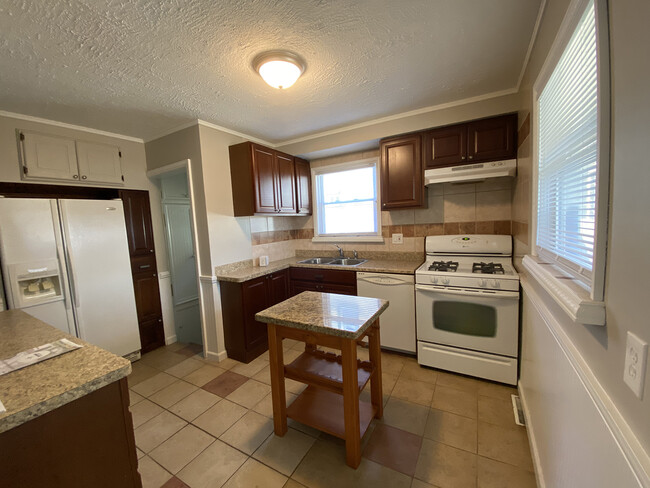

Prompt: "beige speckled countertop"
[0,310,131,434]
[215,256,424,283]
[256,291,388,340]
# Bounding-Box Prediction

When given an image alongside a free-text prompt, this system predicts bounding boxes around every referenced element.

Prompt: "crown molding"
[0,110,144,143]
[516,0,548,91]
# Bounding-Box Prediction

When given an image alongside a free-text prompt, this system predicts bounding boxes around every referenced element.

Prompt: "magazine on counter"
[0,338,82,376]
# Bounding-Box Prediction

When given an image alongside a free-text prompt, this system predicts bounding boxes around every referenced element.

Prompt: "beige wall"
[0,114,169,272]
[516,0,650,467]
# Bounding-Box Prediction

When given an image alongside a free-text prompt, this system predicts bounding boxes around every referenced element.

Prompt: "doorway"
[158,170,202,346]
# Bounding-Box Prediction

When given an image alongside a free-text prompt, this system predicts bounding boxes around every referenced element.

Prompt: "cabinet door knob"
[158,319,162,323]
[150,249,154,253]
[73,174,79,179]
[82,175,87,179]
[461,156,466,160]
[468,156,473,160]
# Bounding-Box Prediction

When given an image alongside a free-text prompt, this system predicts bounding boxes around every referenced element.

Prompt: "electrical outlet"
[391,233,403,244]
[623,332,648,399]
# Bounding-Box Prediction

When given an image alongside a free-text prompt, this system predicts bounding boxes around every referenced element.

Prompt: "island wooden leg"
[267,324,287,436]
[341,337,361,468]
[368,319,383,419]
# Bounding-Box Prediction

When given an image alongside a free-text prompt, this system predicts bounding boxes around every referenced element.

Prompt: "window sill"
[312,236,384,243]
[522,255,606,326]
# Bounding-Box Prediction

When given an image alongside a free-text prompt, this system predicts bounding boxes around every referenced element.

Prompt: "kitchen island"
[256,291,388,468]
[0,309,141,488]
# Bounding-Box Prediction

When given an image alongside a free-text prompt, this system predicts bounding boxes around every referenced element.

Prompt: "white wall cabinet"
[19,130,124,185]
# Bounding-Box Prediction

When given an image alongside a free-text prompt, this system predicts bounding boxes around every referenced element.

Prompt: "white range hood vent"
[424,159,517,185]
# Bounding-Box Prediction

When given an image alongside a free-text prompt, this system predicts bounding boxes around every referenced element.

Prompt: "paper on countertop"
[0,338,82,376]
[0,399,5,414]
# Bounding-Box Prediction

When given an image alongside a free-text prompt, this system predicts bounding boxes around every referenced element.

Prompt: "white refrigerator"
[0,198,141,358]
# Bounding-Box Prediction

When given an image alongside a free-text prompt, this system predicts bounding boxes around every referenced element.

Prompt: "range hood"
[424,159,517,185]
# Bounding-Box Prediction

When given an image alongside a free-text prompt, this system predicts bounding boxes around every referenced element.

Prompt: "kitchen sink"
[329,258,367,266]
[297,257,336,265]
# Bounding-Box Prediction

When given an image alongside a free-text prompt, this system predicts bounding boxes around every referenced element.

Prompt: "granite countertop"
[216,256,424,283]
[255,291,388,340]
[0,310,131,434]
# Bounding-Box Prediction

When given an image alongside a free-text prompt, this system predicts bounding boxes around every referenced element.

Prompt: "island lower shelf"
[286,385,377,440]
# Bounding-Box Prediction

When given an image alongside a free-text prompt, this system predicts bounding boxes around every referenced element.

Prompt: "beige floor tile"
[477,382,518,401]
[253,427,317,476]
[163,342,188,352]
[424,408,477,453]
[131,399,165,429]
[136,448,145,460]
[415,438,477,488]
[168,389,220,422]
[287,419,323,438]
[140,349,188,371]
[284,338,300,349]
[392,377,435,406]
[149,380,198,409]
[231,355,269,377]
[165,358,205,378]
[135,411,187,453]
[478,396,516,427]
[411,479,437,488]
[364,372,398,396]
[223,458,287,488]
[293,438,412,488]
[381,352,407,376]
[220,410,274,454]
[283,347,303,363]
[138,455,172,488]
[477,423,534,471]
[182,364,226,387]
[129,390,145,407]
[284,480,307,488]
[380,397,430,436]
[149,424,215,474]
[253,364,272,385]
[285,377,308,395]
[215,357,239,370]
[132,372,178,397]
[226,379,272,408]
[431,385,477,419]
[477,456,537,488]
[253,390,297,418]
[128,362,160,387]
[177,439,247,488]
[436,372,482,393]
[400,362,439,385]
[192,398,248,437]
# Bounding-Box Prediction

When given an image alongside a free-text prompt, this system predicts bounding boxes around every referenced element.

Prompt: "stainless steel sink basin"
[329,258,367,266]
[297,257,336,265]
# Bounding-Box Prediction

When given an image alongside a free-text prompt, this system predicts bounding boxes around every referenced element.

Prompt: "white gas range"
[415,234,520,385]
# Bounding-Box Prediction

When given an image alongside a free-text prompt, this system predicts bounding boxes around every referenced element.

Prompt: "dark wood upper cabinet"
[380,134,424,209]
[294,157,312,215]
[423,125,467,168]
[120,190,155,256]
[423,113,517,169]
[467,113,517,162]
[229,141,312,216]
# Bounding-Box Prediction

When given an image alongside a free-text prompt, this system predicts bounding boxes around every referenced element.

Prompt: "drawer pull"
[139,264,151,269]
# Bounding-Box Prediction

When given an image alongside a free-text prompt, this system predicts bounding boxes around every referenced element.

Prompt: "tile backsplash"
[248,150,515,265]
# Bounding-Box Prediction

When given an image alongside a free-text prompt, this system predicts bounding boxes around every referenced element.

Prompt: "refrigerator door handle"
[64,246,81,307]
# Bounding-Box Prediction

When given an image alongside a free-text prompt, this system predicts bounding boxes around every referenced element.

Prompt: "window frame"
[525,0,610,324]
[311,157,384,243]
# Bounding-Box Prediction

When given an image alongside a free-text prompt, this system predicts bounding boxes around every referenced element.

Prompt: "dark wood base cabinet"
[289,268,357,296]
[0,378,141,488]
[220,269,289,363]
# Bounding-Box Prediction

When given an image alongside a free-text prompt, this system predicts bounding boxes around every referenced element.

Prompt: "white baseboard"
[165,335,177,345]
[205,350,228,362]
[520,277,649,487]
[518,379,546,488]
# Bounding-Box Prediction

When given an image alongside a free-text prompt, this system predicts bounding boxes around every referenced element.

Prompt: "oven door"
[415,284,519,357]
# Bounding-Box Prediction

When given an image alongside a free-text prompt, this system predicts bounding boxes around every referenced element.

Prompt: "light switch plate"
[623,331,648,399]
[392,233,403,244]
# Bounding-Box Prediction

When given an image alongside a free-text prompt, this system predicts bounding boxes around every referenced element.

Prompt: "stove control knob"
[480,279,487,287]
[430,276,438,284]
[442,278,450,285]
[492,280,501,288]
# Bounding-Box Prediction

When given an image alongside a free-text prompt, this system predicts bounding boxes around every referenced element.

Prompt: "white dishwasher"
[356,272,416,354]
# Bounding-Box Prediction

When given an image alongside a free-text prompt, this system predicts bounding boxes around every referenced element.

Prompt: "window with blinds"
[536,0,601,285]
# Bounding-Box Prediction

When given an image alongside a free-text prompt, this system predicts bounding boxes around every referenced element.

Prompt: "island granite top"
[0,309,131,434]
[255,291,388,340]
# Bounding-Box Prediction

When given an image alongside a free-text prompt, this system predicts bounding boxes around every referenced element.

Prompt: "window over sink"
[312,158,383,242]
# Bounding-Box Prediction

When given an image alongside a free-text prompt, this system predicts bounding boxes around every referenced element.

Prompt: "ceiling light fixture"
[253,51,305,89]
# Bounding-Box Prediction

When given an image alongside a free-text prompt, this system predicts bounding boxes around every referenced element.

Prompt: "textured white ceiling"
[0,0,541,142]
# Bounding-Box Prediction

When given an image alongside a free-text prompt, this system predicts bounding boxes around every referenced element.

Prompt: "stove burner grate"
[428,260,459,272]
[472,262,505,274]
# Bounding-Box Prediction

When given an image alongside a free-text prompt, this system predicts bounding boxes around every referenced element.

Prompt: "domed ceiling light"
[253,51,305,89]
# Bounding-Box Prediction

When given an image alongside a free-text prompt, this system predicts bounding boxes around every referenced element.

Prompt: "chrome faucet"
[353,250,358,259]
[335,244,344,258]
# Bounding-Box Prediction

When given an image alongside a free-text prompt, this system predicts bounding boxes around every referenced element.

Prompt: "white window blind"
[537,0,598,280]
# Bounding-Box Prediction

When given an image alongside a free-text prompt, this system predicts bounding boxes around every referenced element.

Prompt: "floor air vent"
[511,394,526,426]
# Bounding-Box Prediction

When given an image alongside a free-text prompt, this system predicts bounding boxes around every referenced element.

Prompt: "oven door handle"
[415,284,519,299]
